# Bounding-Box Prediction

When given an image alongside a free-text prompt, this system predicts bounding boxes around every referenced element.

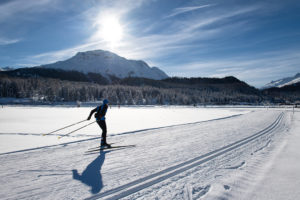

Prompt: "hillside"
[0,67,110,85]
[262,82,300,104]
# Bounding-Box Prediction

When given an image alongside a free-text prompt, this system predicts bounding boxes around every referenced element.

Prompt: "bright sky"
[0,0,299,87]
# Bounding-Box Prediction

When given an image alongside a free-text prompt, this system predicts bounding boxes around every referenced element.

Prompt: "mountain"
[0,67,13,71]
[262,73,300,89]
[40,50,168,80]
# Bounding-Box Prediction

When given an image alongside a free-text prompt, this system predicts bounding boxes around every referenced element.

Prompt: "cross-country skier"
[87,99,111,147]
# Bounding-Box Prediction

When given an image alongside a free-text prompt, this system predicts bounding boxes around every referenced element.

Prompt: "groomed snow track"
[86,112,285,200]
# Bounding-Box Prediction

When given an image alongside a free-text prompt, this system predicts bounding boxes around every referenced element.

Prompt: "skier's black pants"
[97,120,107,143]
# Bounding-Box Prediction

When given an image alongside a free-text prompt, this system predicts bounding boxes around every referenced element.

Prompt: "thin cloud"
[135,4,261,61]
[180,5,261,33]
[0,37,20,45]
[116,10,257,62]
[165,4,214,18]
[0,0,55,22]
[166,50,300,87]
[25,3,262,67]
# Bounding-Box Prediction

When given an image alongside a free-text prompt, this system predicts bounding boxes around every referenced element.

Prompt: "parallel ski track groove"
[85,112,284,200]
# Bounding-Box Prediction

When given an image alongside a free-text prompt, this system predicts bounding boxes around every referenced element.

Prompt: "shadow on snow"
[72,150,108,194]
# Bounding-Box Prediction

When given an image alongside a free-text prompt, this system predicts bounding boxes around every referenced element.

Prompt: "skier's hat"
[103,99,109,104]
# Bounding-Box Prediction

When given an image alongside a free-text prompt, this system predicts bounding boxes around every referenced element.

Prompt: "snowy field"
[0,106,248,153]
[0,106,299,199]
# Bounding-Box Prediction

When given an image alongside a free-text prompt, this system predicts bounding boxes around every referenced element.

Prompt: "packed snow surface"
[0,106,299,200]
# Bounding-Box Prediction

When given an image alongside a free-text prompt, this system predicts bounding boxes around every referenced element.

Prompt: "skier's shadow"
[72,150,108,194]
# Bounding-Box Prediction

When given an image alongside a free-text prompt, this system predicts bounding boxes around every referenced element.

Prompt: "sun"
[96,15,123,46]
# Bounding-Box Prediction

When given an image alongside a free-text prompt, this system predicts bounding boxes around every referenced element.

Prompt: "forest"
[0,67,298,105]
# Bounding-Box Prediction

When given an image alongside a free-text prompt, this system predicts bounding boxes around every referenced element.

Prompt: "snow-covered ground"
[0,106,299,199]
[0,106,247,153]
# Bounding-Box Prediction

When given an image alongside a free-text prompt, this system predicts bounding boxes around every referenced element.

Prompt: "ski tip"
[58,136,61,139]
[42,134,46,136]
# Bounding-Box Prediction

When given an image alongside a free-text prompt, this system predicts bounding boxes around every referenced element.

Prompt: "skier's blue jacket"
[88,100,108,121]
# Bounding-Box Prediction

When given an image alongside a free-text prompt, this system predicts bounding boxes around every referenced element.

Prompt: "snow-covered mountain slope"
[0,106,298,200]
[0,66,13,71]
[262,73,300,89]
[41,50,168,80]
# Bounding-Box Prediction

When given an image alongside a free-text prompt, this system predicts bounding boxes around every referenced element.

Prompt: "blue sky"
[0,0,299,87]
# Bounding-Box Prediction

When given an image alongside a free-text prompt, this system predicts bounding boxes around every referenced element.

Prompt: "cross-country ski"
[85,145,136,154]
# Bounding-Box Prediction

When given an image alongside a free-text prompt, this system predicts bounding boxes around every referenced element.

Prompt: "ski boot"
[101,140,111,148]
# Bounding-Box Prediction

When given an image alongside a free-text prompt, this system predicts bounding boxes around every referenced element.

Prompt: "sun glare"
[98,15,123,46]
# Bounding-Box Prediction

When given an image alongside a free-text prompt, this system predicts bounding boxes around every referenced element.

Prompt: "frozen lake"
[0,105,249,153]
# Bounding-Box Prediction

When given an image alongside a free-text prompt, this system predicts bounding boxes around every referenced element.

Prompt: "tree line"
[0,75,263,105]
[1,67,298,105]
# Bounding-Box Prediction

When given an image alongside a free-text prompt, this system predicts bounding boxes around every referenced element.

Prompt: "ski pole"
[43,119,87,136]
[58,121,96,139]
